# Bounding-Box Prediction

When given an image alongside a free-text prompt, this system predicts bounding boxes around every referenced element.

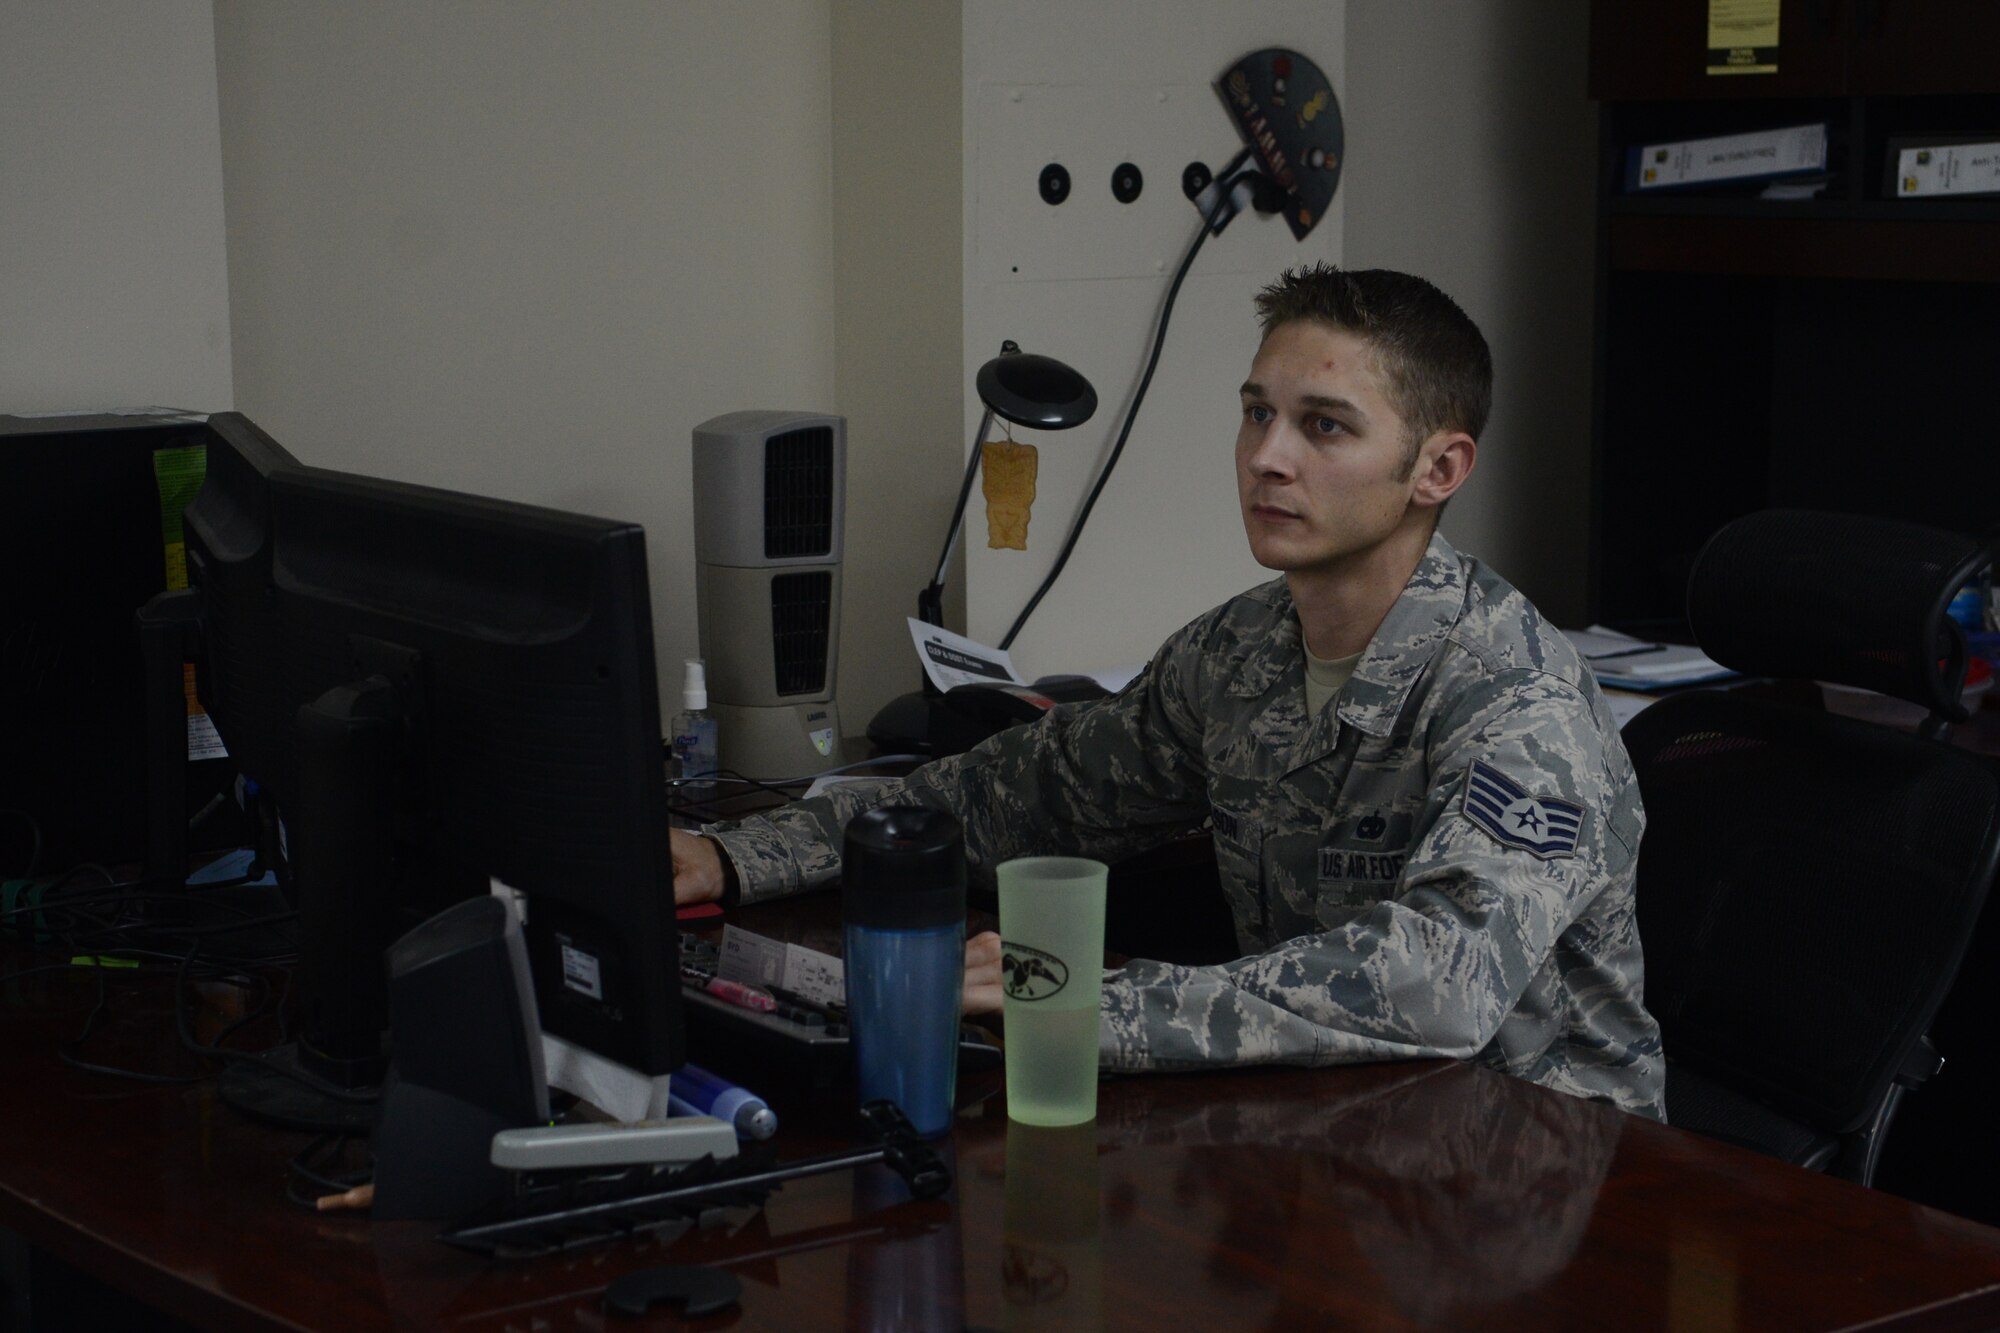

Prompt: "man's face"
[1235,320,1428,579]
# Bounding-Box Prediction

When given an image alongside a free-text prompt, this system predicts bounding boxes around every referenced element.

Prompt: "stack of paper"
[1567,625,1735,692]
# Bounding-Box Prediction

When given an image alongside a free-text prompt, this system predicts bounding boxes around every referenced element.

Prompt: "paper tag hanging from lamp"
[982,438,1038,550]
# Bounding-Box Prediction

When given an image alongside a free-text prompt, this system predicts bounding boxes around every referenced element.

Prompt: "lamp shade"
[976,346,1096,431]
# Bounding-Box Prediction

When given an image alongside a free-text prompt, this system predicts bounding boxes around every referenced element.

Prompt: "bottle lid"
[682,658,708,711]
[842,807,966,929]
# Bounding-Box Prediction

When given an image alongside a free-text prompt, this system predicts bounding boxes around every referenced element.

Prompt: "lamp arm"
[920,405,995,625]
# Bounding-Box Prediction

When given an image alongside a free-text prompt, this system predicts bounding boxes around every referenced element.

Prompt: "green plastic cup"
[996,856,1108,1126]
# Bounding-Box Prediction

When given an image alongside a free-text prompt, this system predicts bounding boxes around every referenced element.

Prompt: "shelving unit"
[1586,1,2000,641]
[1588,0,2000,1229]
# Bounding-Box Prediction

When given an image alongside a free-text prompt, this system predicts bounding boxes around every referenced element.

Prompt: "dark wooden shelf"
[1607,211,2000,281]
[1607,194,2000,223]
[1586,1,2000,663]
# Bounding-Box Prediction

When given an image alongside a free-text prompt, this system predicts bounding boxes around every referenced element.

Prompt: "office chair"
[1622,509,2000,1185]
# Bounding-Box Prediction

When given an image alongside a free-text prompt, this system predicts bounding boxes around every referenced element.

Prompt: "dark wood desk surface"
[8,896,2000,1333]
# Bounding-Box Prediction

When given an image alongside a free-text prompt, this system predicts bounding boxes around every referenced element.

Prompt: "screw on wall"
[1038,163,1071,205]
[1112,162,1143,204]
[1181,161,1212,201]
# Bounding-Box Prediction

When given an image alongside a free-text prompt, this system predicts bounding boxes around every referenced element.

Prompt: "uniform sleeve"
[706,624,1216,903]
[1098,667,1642,1072]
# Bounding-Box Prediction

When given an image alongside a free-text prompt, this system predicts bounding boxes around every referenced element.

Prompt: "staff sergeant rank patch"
[1463,759,1583,859]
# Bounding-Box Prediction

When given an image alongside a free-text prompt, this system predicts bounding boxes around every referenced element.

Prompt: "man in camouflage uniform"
[672,265,1664,1119]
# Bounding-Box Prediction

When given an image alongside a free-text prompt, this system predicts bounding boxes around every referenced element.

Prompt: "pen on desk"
[667,1061,778,1140]
[704,976,825,1026]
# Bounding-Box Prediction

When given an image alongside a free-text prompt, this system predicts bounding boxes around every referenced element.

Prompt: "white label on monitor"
[561,941,604,1001]
[187,712,228,761]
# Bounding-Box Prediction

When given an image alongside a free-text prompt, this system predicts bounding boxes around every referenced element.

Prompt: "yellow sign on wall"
[1707,0,1780,76]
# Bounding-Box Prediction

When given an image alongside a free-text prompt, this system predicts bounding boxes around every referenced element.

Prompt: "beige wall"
[0,1,233,413]
[1344,0,1599,624]
[830,1,965,733]
[4,0,1602,752]
[212,2,839,717]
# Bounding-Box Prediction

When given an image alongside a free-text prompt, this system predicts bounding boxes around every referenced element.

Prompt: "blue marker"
[667,1062,778,1140]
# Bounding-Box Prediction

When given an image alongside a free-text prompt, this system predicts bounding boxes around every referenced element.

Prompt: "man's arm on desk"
[687,633,1212,906]
[669,631,1215,1012]
[670,827,1008,1015]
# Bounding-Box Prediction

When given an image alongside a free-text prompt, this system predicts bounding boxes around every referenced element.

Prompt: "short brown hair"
[1254,265,1493,457]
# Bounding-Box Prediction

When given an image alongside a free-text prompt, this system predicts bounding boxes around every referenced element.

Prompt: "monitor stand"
[219,671,409,1134]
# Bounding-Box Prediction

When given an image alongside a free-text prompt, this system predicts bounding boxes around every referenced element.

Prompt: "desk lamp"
[868,342,1096,755]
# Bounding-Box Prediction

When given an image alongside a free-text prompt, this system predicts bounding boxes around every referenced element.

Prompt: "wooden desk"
[8,899,2000,1333]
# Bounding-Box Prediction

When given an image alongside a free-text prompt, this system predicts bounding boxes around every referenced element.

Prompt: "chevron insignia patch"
[1463,760,1583,859]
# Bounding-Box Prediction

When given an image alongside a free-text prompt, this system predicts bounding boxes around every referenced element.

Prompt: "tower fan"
[691,411,845,779]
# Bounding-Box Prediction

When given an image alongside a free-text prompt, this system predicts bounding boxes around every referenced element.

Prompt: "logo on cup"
[1001,942,1068,1001]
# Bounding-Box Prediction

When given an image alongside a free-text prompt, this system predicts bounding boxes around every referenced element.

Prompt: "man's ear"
[1410,431,1476,510]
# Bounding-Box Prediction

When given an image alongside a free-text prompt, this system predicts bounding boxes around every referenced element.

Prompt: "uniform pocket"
[1209,806,1265,949]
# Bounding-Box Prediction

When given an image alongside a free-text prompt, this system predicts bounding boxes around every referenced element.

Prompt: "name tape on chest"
[1463,759,1583,859]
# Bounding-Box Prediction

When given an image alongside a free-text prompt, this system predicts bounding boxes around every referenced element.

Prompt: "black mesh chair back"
[1624,509,2000,1183]
[1688,509,1987,731]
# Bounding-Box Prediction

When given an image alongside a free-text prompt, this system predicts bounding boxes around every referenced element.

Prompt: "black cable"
[56,950,212,1086]
[20,886,316,1094]
[169,939,379,1103]
[284,1133,373,1210]
[665,769,799,821]
[998,151,1256,652]
[6,852,297,1088]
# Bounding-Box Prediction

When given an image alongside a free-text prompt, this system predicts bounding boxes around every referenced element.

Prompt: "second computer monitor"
[184,424,682,1111]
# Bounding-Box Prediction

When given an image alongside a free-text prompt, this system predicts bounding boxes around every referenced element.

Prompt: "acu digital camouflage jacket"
[706,531,1665,1120]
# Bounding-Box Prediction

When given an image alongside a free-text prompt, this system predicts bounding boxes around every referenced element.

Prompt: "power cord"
[664,754,929,816]
[284,1133,374,1210]
[997,148,1262,652]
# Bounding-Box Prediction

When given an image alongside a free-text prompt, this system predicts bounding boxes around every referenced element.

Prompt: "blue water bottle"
[842,807,966,1140]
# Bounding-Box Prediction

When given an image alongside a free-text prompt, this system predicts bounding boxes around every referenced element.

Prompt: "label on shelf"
[1627,123,1827,192]
[1895,142,2000,198]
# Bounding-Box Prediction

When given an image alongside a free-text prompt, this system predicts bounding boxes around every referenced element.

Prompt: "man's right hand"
[670,828,726,905]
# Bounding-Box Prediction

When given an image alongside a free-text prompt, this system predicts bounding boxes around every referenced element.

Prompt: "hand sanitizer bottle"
[671,659,719,797]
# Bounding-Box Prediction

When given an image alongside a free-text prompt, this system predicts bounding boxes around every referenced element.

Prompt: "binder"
[1885,134,2000,200]
[1625,123,1828,192]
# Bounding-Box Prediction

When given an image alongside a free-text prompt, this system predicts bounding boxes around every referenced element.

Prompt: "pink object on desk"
[704,977,776,1012]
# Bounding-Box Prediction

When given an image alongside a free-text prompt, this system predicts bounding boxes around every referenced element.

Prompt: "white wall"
[962,1,1346,680]
[212,2,838,714]
[1343,1,1599,625]
[0,2,233,413]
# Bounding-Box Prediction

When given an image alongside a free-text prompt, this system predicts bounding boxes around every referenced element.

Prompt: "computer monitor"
[3,410,250,875]
[179,417,682,1129]
[140,412,299,891]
